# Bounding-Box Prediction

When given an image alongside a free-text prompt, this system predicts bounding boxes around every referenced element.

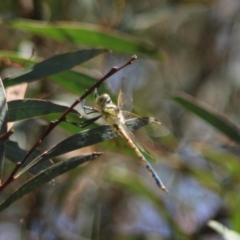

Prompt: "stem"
[0,55,137,191]
[0,130,14,141]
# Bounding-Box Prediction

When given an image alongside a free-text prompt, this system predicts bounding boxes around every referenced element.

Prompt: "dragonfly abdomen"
[112,124,168,194]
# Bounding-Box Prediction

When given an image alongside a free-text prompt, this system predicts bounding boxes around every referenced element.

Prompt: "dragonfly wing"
[122,111,169,137]
[140,117,170,137]
[118,121,153,158]
[117,120,168,193]
[118,77,133,112]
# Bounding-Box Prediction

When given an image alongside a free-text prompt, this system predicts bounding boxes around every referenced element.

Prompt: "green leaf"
[0,77,8,181]
[0,51,109,96]
[16,117,153,177]
[0,152,102,213]
[201,147,240,174]
[49,68,98,95]
[3,49,107,87]
[7,99,79,122]
[5,140,53,175]
[208,220,240,240]
[172,92,240,144]
[0,51,38,67]
[10,19,163,59]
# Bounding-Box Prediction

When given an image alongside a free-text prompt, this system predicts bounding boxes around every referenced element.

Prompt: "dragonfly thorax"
[95,93,124,123]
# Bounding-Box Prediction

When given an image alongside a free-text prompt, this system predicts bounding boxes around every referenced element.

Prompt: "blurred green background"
[1,0,240,239]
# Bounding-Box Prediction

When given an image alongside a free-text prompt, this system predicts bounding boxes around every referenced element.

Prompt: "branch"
[0,55,137,191]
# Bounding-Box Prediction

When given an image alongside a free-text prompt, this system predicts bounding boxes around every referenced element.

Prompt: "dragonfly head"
[95,93,112,109]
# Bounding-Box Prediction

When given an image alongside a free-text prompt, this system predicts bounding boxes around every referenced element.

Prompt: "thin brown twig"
[0,55,137,191]
[0,130,14,141]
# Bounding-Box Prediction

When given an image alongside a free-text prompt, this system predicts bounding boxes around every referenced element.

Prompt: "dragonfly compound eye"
[96,94,112,107]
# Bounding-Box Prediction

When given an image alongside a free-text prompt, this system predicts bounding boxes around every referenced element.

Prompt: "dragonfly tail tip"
[162,186,169,194]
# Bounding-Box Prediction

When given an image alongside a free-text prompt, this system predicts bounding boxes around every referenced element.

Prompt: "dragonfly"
[72,80,169,193]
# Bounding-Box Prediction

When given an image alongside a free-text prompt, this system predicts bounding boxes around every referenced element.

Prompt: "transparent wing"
[117,119,168,193]
[117,78,169,136]
[117,77,133,112]
[118,121,153,158]
[122,111,169,137]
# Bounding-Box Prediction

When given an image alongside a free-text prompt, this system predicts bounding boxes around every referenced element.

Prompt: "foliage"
[0,0,240,240]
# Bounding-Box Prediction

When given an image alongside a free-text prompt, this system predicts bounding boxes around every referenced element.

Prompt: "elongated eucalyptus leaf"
[0,152,102,213]
[3,49,107,87]
[5,140,53,175]
[0,51,35,71]
[49,69,97,95]
[7,99,79,122]
[16,117,153,177]
[208,220,240,240]
[0,51,108,95]
[10,19,163,59]
[49,67,109,97]
[172,92,240,144]
[0,77,7,182]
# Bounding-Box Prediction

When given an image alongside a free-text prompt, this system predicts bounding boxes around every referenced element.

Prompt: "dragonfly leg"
[65,115,101,128]
[82,99,99,115]
[66,90,101,128]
